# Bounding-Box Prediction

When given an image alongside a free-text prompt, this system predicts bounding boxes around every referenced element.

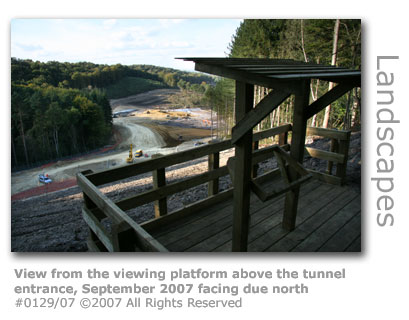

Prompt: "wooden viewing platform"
[146,179,361,252]
[77,124,360,252]
[77,58,361,252]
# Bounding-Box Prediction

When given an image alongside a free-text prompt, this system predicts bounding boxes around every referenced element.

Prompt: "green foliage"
[224,19,361,130]
[204,78,236,138]
[104,76,167,99]
[167,81,209,109]
[229,19,360,67]
[11,59,215,93]
[11,84,112,168]
[228,19,286,58]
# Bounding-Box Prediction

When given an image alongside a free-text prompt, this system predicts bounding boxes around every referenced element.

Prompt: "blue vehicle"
[39,174,52,184]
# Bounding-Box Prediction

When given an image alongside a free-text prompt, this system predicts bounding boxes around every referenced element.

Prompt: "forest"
[11,59,214,169]
[205,19,361,139]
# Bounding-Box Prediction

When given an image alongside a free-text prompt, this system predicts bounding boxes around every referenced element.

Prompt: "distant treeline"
[11,58,215,169]
[11,59,214,97]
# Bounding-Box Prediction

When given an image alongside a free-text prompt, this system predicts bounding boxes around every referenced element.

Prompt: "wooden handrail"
[87,140,232,186]
[86,124,294,186]
[305,126,351,185]
[253,123,292,142]
[115,166,229,210]
[306,126,350,140]
[77,173,168,252]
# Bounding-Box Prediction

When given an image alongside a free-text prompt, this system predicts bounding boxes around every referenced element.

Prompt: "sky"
[11,19,242,71]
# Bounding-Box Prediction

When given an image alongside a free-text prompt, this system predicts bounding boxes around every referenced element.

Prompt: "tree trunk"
[216,106,220,138]
[18,108,29,166]
[210,106,213,139]
[344,24,360,129]
[344,91,352,130]
[300,20,308,62]
[11,135,18,167]
[225,99,228,137]
[351,87,361,128]
[53,127,60,158]
[322,19,340,128]
[70,126,78,153]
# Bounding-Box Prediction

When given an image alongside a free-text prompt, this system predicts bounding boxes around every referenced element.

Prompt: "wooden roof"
[177,57,361,88]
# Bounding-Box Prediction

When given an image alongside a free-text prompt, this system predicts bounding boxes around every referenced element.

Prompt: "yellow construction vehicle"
[135,149,143,158]
[126,144,133,163]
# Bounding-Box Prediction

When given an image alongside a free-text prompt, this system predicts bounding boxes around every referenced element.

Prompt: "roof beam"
[180,57,312,66]
[317,75,361,85]
[231,66,351,72]
[194,62,298,92]
[227,64,344,68]
[266,71,361,80]
[305,82,357,119]
[231,89,291,144]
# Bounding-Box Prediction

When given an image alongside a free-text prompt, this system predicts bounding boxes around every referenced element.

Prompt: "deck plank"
[292,196,361,252]
[146,179,360,252]
[156,178,318,251]
[318,213,361,252]
[265,189,359,252]
[164,180,319,251]
[345,235,361,252]
[188,180,321,252]
[153,198,231,240]
[247,183,348,252]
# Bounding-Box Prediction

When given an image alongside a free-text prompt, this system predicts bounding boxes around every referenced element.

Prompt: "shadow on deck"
[148,179,361,252]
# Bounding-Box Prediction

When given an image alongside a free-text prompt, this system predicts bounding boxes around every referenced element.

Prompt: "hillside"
[104,76,167,99]
[11,59,214,170]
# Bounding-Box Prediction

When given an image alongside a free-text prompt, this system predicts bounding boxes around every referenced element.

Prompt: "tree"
[226,19,360,131]
[228,19,285,58]
[45,102,66,158]
[11,86,31,166]
[322,19,340,128]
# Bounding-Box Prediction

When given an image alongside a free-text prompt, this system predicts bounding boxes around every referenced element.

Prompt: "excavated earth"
[10,131,361,252]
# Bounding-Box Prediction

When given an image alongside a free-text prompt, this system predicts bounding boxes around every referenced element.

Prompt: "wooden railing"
[304,127,351,185]
[77,124,292,252]
[77,124,351,251]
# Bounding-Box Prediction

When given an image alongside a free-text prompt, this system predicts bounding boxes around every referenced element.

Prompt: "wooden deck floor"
[148,178,361,252]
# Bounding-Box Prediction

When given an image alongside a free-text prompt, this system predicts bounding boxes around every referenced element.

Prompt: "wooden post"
[232,81,254,252]
[336,131,351,184]
[278,131,288,146]
[208,140,220,196]
[83,193,100,250]
[282,80,310,231]
[112,223,136,252]
[152,154,167,218]
[326,138,339,175]
[252,140,259,178]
